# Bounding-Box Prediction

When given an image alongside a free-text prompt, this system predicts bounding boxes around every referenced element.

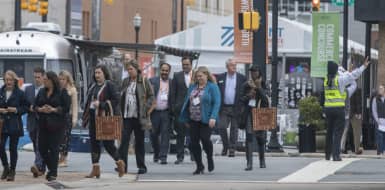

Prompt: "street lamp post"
[267,0,283,153]
[133,13,142,60]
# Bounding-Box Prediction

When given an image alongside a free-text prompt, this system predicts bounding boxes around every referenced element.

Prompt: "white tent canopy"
[154,14,377,74]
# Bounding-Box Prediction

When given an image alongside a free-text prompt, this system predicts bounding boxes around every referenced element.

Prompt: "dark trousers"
[29,129,45,171]
[376,129,385,154]
[150,110,170,161]
[59,118,72,156]
[175,114,193,161]
[218,106,238,150]
[245,131,266,164]
[119,118,146,171]
[38,127,63,177]
[325,107,345,159]
[89,111,120,164]
[0,134,19,170]
[189,121,213,168]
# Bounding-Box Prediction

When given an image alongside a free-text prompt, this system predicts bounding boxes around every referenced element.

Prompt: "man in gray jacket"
[25,67,45,177]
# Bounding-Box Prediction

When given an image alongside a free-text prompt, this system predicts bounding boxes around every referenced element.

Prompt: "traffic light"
[29,0,38,12]
[21,0,28,10]
[39,0,48,16]
[238,11,261,31]
[186,0,196,6]
[312,0,320,12]
[104,0,114,5]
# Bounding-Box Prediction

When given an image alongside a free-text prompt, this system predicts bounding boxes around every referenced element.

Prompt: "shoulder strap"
[143,77,147,94]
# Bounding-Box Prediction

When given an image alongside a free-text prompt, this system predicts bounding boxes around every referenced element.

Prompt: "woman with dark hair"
[179,66,221,175]
[0,70,29,181]
[323,59,370,161]
[82,65,125,178]
[34,71,70,181]
[372,85,385,155]
[119,59,154,174]
[239,65,269,170]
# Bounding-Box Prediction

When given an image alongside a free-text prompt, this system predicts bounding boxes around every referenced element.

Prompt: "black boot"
[258,145,266,168]
[207,156,214,172]
[333,154,342,161]
[7,169,15,181]
[325,153,331,160]
[221,145,228,156]
[1,166,9,180]
[244,142,253,171]
[193,164,204,175]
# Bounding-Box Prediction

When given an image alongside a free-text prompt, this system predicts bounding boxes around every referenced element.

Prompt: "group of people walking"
[81,56,271,177]
[0,56,274,181]
[4,55,381,181]
[0,68,77,181]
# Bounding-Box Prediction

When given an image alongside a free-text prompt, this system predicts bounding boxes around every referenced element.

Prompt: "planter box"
[298,124,316,153]
[316,130,326,151]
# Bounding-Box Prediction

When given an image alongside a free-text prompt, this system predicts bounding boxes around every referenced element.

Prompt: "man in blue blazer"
[149,63,172,165]
[25,67,46,177]
[216,59,246,157]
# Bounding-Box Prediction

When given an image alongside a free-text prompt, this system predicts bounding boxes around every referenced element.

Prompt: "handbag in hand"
[252,100,277,131]
[95,101,122,140]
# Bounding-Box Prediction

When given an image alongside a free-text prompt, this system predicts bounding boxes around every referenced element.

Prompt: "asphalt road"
[1,151,385,190]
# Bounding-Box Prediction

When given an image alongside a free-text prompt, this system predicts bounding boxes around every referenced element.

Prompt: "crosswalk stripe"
[278,158,361,183]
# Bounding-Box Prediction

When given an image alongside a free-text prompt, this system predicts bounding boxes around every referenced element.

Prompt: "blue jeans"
[376,129,385,154]
[150,110,170,161]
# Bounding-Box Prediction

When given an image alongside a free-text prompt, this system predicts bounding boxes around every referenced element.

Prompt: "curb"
[214,152,385,159]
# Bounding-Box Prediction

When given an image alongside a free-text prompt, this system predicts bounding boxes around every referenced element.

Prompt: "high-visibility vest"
[324,76,346,107]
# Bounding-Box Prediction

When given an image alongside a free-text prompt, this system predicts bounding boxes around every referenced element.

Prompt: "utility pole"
[65,0,71,34]
[172,0,177,33]
[180,0,184,30]
[363,23,373,149]
[342,0,348,69]
[15,0,22,30]
[252,0,267,78]
[41,0,48,22]
[267,0,283,152]
[91,0,101,40]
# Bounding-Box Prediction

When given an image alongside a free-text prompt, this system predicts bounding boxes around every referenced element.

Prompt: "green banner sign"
[311,12,340,78]
[332,0,354,6]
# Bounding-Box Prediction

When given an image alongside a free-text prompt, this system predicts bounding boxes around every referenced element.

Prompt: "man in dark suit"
[149,63,172,165]
[25,67,46,177]
[170,57,194,164]
[216,58,246,157]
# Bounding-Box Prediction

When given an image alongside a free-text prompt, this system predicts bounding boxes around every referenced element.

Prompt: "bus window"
[0,59,44,84]
[46,59,74,76]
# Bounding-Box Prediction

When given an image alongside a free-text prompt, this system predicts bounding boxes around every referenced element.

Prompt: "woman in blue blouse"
[180,66,221,175]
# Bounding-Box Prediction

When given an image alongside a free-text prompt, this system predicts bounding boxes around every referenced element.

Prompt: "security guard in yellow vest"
[324,59,370,161]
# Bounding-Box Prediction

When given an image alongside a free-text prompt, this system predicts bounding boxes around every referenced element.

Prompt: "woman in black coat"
[0,70,29,181]
[82,65,125,178]
[239,65,269,171]
[34,71,70,181]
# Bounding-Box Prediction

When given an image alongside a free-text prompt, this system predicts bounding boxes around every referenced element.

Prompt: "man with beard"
[149,63,172,165]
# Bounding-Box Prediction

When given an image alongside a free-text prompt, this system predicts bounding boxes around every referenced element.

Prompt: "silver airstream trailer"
[0,29,87,107]
[0,26,91,151]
